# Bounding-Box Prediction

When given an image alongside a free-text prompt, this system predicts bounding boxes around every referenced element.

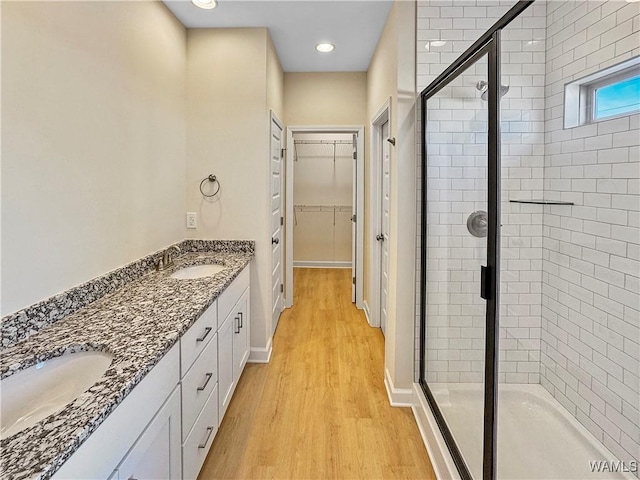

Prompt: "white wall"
[540,0,640,467]
[367,0,418,393]
[1,1,187,316]
[186,28,283,354]
[283,72,367,127]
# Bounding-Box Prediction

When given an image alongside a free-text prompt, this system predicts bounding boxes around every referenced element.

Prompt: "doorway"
[284,126,364,309]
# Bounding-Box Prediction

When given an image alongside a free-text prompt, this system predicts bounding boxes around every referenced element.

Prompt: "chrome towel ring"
[199,174,220,198]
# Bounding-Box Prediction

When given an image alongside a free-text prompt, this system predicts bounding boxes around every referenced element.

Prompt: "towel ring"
[199,174,220,198]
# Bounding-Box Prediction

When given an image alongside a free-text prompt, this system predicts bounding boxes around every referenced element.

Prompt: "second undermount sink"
[170,264,226,280]
[0,351,114,440]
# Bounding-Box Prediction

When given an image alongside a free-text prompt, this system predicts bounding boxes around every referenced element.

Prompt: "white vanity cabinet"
[52,345,181,480]
[51,264,252,480]
[217,267,250,421]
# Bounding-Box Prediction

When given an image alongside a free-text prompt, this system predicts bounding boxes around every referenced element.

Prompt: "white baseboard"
[363,301,373,327]
[411,383,461,480]
[248,337,272,364]
[293,261,352,269]
[383,368,416,407]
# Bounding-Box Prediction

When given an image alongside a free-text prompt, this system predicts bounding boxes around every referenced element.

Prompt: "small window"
[564,56,640,128]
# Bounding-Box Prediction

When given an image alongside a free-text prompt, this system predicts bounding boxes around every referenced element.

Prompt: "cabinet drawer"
[182,333,218,442]
[182,385,218,480]
[181,300,217,376]
[217,266,250,330]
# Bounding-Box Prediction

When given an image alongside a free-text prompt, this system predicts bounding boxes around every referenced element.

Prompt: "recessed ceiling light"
[316,43,335,53]
[192,0,217,9]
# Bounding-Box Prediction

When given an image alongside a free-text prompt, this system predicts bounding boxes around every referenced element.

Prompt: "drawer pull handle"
[235,316,240,334]
[197,327,212,342]
[238,311,243,328]
[198,426,215,449]
[197,373,213,391]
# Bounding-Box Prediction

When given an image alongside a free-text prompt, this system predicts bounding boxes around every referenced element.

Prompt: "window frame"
[564,55,640,129]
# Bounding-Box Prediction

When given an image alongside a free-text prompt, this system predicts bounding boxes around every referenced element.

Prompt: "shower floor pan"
[429,383,636,480]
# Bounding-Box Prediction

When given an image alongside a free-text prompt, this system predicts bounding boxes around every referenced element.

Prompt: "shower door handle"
[481,265,490,300]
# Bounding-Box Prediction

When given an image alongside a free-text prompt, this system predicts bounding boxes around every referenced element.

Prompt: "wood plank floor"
[199,268,435,479]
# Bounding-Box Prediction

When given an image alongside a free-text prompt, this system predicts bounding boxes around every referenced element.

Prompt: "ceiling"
[163,0,393,72]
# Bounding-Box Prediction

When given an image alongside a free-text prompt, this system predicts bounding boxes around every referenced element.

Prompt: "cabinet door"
[217,312,234,422]
[117,386,181,480]
[232,288,250,384]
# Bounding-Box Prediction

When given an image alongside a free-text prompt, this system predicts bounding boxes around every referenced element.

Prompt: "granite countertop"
[0,247,253,480]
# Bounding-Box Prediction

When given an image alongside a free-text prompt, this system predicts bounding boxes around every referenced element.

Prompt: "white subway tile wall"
[417,0,547,385]
[415,0,640,469]
[541,0,640,468]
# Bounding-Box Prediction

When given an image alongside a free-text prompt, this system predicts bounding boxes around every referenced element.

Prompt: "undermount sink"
[0,351,113,440]
[171,264,226,280]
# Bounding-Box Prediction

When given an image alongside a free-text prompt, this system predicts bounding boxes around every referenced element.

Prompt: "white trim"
[369,100,391,329]
[383,367,415,407]
[285,125,365,310]
[293,261,351,269]
[411,383,461,480]
[363,300,373,327]
[248,337,272,364]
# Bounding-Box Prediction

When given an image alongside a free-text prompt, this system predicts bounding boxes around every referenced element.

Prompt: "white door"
[270,113,284,334]
[379,121,390,335]
[351,134,357,303]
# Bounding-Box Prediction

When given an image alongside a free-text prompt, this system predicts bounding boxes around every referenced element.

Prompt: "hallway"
[199,268,435,479]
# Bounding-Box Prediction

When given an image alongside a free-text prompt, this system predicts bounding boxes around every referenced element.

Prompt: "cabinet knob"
[272,237,279,245]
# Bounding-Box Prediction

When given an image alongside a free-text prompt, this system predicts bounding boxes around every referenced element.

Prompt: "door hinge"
[352,277,356,285]
[281,148,286,158]
[353,152,357,160]
[351,214,356,223]
[280,216,284,226]
[280,283,284,293]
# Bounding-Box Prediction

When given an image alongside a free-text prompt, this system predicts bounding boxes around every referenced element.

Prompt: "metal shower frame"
[418,2,536,479]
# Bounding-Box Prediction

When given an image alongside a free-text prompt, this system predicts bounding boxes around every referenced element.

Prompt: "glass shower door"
[421,51,490,480]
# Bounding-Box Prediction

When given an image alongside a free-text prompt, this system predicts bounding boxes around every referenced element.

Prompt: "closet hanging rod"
[294,204,352,211]
[293,140,352,145]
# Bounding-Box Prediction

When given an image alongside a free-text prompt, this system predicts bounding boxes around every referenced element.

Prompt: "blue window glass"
[594,75,640,120]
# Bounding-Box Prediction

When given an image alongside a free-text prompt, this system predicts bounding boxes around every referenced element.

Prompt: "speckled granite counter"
[0,240,254,480]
